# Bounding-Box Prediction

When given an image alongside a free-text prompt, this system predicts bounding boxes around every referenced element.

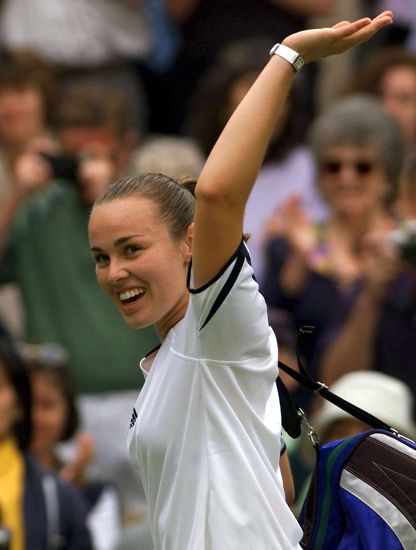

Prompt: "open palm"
[283,11,393,64]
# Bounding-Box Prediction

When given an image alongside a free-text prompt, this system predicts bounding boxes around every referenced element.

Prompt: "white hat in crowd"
[310,370,416,442]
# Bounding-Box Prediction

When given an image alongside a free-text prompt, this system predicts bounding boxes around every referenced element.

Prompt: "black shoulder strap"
[276,326,394,438]
[277,359,393,433]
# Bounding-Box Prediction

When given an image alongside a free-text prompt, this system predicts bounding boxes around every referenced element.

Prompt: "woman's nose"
[107,259,129,283]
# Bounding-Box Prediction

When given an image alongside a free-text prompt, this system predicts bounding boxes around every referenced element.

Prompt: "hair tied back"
[177,176,197,197]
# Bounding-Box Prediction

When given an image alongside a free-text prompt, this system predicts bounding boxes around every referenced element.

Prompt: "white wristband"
[269,43,304,73]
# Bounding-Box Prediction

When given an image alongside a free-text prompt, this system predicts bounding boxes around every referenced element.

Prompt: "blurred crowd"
[0,0,415,549]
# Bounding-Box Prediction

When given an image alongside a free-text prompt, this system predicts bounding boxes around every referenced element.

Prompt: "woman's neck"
[330,207,393,240]
[156,293,189,341]
[31,446,57,471]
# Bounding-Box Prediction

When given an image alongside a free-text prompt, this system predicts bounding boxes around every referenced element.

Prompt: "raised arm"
[191,12,393,288]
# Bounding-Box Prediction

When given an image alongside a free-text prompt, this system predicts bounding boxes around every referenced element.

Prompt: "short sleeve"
[187,241,273,364]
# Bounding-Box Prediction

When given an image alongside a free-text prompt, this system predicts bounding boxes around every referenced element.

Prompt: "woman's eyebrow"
[114,235,140,247]
[90,235,141,252]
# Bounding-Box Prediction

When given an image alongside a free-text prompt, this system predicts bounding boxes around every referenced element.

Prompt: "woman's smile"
[117,286,146,312]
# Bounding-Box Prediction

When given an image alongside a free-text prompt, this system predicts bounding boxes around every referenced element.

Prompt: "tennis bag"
[298,429,416,549]
[276,329,416,550]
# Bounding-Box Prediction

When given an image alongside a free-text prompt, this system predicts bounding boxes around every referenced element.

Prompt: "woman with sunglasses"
[261,94,404,414]
[88,14,393,550]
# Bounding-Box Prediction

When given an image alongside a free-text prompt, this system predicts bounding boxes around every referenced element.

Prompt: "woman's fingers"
[333,10,392,30]
[330,12,392,52]
[332,21,351,30]
[351,11,392,35]
[283,11,392,63]
[335,12,391,38]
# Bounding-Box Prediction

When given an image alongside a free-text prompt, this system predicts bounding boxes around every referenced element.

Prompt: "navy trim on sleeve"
[191,241,251,330]
[199,251,244,330]
[187,238,246,295]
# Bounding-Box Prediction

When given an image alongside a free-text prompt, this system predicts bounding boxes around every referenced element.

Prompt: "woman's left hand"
[283,11,393,64]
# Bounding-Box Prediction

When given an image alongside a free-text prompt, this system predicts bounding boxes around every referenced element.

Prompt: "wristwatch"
[269,43,304,73]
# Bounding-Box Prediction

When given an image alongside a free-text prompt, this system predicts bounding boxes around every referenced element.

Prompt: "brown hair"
[0,336,32,450]
[0,48,57,123]
[346,47,416,98]
[93,173,196,239]
[55,84,132,137]
[20,342,79,442]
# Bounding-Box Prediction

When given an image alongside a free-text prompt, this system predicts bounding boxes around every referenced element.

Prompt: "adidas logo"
[129,407,138,429]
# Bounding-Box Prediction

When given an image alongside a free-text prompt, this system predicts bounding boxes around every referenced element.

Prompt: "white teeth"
[119,288,144,301]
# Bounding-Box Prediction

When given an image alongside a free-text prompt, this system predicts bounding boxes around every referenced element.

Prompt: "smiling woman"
[89,175,195,337]
[88,12,394,550]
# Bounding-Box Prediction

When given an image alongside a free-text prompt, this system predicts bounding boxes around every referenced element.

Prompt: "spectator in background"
[0,0,151,132]
[186,36,328,281]
[293,370,416,514]
[303,104,416,398]
[316,215,416,398]
[346,47,416,153]
[310,371,416,442]
[132,134,205,179]
[160,0,337,133]
[396,152,416,221]
[261,95,404,414]
[0,49,57,201]
[0,48,58,348]
[0,84,157,392]
[0,334,92,549]
[0,84,160,526]
[22,342,122,550]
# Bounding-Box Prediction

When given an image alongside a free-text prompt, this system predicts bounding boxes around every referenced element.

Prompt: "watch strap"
[269,43,304,73]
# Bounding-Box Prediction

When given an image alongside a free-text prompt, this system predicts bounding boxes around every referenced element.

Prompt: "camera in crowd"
[39,152,81,184]
[388,221,416,265]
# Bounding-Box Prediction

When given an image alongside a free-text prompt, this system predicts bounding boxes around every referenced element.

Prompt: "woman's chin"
[122,313,152,331]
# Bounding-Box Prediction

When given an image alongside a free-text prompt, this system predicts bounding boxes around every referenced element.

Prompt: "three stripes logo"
[129,407,138,429]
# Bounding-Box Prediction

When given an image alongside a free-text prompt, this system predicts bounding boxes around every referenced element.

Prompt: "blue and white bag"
[298,429,416,549]
[277,330,416,550]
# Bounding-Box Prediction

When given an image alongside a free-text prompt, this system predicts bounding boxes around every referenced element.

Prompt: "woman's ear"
[183,222,194,262]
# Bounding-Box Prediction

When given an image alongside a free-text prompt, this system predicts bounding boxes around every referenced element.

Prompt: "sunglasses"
[321,159,377,176]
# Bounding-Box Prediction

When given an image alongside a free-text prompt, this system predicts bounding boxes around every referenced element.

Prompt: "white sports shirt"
[128,242,303,549]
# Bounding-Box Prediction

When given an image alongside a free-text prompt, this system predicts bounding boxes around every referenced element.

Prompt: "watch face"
[293,56,304,72]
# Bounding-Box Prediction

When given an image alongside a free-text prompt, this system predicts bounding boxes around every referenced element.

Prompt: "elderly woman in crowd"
[261,94,408,412]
